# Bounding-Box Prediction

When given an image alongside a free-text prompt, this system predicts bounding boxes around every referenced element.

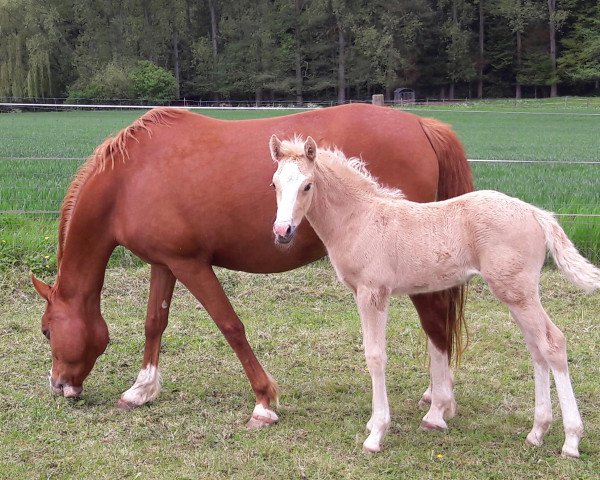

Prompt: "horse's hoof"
[246,404,278,429]
[116,398,137,411]
[419,420,446,432]
[560,445,580,459]
[246,414,277,429]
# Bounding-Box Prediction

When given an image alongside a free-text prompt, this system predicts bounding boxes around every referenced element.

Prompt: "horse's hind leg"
[118,264,176,409]
[410,292,457,431]
[507,299,583,457]
[169,261,279,428]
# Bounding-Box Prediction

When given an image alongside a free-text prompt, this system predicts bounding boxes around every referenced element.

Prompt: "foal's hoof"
[419,420,447,432]
[116,398,137,411]
[246,404,279,429]
[362,440,382,453]
[560,445,580,459]
[525,432,543,447]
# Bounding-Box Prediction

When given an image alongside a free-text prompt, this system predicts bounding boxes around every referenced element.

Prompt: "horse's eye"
[270,182,275,189]
[304,183,312,192]
[42,328,50,340]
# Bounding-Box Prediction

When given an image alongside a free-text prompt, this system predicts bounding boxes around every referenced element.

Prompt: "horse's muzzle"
[49,373,83,398]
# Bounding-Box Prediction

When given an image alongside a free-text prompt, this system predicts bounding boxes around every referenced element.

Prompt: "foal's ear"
[305,137,317,162]
[31,274,51,301]
[269,134,283,163]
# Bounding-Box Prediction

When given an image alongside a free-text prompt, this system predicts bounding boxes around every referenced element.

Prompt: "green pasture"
[0,102,599,477]
[1,263,599,478]
[0,100,598,270]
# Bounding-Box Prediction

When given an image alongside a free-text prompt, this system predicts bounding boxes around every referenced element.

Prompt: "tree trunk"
[207,0,219,102]
[173,28,180,99]
[449,83,455,100]
[547,0,558,97]
[337,22,346,104]
[208,0,218,59]
[477,0,484,99]
[516,30,522,99]
[294,0,303,106]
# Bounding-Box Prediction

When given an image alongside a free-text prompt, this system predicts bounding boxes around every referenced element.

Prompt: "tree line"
[0,0,598,103]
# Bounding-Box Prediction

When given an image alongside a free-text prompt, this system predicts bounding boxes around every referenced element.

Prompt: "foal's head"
[270,135,317,244]
[31,275,109,398]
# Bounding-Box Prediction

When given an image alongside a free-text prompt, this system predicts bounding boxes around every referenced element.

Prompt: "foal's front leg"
[356,287,391,453]
[119,264,176,409]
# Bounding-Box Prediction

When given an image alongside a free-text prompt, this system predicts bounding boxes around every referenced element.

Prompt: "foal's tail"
[420,117,474,365]
[535,210,600,293]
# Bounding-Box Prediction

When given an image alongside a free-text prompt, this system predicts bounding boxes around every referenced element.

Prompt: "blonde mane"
[57,107,184,262]
[279,137,404,201]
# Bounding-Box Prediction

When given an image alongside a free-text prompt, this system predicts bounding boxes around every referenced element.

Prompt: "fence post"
[372,94,384,106]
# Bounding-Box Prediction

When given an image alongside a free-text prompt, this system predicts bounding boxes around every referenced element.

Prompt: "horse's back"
[107,106,441,272]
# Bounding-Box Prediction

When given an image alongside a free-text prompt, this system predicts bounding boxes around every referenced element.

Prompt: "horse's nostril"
[285,225,292,236]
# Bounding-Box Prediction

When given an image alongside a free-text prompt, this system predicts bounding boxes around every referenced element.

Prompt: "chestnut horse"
[270,135,599,457]
[31,104,473,428]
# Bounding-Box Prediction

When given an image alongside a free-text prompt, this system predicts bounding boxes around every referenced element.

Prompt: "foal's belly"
[392,267,480,296]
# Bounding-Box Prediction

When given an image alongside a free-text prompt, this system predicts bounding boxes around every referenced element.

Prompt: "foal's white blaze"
[273,161,306,235]
[121,364,162,406]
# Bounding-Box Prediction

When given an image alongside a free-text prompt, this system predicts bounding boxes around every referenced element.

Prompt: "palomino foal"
[270,135,600,457]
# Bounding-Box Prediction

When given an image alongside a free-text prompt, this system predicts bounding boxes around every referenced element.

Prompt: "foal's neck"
[306,161,373,245]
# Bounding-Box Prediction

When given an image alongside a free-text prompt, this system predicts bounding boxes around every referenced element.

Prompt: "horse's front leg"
[169,260,279,428]
[118,264,176,409]
[356,287,391,453]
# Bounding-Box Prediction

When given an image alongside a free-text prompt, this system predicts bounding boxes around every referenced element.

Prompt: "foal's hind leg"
[508,300,583,457]
[410,292,457,430]
[119,264,176,409]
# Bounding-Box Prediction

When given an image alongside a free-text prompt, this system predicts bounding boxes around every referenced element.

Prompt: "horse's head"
[269,135,317,244]
[31,275,109,398]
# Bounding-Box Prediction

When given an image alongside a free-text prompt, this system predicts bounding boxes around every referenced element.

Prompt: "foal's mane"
[280,137,404,201]
[57,107,184,262]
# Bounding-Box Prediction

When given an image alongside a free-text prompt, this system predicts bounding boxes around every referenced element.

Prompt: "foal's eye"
[304,183,312,192]
[42,328,50,340]
[269,182,275,189]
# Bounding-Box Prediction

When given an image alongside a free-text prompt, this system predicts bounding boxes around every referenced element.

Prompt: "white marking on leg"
[121,365,162,406]
[161,300,168,309]
[246,403,279,429]
[420,339,455,430]
[552,368,583,457]
[525,360,552,447]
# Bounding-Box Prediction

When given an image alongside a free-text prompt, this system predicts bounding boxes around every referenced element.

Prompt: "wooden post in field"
[372,94,384,106]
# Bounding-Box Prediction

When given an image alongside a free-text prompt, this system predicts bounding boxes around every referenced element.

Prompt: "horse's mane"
[57,107,184,263]
[279,137,404,201]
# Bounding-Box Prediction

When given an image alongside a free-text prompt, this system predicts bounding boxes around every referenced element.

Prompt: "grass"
[2,101,598,267]
[1,262,599,478]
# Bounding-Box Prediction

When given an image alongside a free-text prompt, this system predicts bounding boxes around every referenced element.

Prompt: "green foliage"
[130,60,177,101]
[67,62,133,100]
[558,3,600,86]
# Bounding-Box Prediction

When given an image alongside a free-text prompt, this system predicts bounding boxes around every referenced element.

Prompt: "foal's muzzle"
[273,222,296,244]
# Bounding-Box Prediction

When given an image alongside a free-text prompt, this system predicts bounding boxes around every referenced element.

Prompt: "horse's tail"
[419,117,474,366]
[419,116,474,201]
[534,209,600,293]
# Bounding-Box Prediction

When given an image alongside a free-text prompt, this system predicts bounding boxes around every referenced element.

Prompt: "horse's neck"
[54,204,116,306]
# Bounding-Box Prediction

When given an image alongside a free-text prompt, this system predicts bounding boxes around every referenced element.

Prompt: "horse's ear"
[31,274,51,301]
[269,134,283,163]
[305,136,317,162]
